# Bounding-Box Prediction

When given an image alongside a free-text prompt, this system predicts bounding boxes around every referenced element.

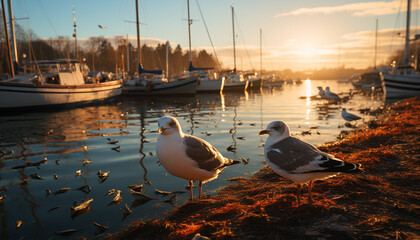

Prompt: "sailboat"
[184,0,224,93]
[122,0,198,95]
[381,0,420,98]
[222,6,249,92]
[0,1,122,110]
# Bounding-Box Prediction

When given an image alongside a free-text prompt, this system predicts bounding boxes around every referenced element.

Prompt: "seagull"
[341,108,362,122]
[259,121,361,204]
[325,87,340,101]
[317,87,326,98]
[98,25,107,29]
[156,116,238,200]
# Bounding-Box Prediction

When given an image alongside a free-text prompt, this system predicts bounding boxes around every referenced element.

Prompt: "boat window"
[59,63,73,73]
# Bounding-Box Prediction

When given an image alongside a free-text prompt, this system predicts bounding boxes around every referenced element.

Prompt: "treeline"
[0,13,220,77]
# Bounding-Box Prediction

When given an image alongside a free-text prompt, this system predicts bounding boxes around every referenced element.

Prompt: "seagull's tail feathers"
[306,156,362,174]
[218,158,241,169]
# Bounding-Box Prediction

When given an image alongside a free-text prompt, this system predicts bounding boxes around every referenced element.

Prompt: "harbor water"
[0,79,384,239]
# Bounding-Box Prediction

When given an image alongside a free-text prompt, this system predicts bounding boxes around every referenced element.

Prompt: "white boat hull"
[123,76,198,95]
[197,78,224,92]
[381,73,420,98]
[224,81,248,92]
[0,81,122,109]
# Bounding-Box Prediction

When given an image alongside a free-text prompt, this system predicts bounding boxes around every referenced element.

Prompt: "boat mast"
[135,0,141,69]
[374,19,378,70]
[72,4,78,60]
[404,0,411,65]
[231,6,236,72]
[2,0,14,77]
[260,28,262,77]
[7,0,18,65]
[187,0,192,64]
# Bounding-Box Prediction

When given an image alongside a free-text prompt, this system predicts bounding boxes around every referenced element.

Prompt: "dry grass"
[106,96,420,240]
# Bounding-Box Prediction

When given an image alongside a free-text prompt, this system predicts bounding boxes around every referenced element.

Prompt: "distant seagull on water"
[325,87,340,101]
[317,86,326,98]
[341,108,362,122]
[156,116,239,201]
[259,121,361,204]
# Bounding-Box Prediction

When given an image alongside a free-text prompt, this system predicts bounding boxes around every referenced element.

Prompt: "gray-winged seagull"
[259,121,361,204]
[341,108,362,121]
[325,87,340,101]
[156,116,238,200]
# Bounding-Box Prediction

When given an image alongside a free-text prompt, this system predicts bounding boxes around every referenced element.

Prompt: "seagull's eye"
[169,121,176,128]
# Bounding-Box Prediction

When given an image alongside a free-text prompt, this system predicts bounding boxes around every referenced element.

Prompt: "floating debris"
[71,198,93,218]
[226,145,237,152]
[108,190,122,206]
[54,229,81,236]
[154,189,171,196]
[127,184,144,192]
[250,123,256,126]
[121,204,133,221]
[107,189,117,195]
[18,178,30,185]
[47,187,71,196]
[29,173,43,180]
[149,152,153,156]
[241,157,250,165]
[82,159,92,166]
[301,130,312,136]
[107,138,119,144]
[111,146,121,152]
[16,220,22,229]
[237,136,245,140]
[75,184,91,194]
[47,206,61,213]
[94,222,109,235]
[55,159,60,165]
[53,174,58,180]
[97,170,110,183]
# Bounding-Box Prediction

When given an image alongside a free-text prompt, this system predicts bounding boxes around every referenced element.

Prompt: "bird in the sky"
[156,116,238,200]
[341,108,362,122]
[259,120,361,204]
[98,25,107,29]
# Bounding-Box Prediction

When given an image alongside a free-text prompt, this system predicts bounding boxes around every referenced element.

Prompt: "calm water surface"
[0,80,384,239]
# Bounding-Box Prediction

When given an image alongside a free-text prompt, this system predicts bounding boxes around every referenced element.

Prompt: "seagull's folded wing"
[184,135,225,171]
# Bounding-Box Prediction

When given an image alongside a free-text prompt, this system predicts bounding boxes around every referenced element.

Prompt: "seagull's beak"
[259,130,269,135]
[158,127,166,134]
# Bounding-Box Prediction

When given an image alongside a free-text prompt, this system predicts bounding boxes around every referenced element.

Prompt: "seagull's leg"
[199,181,203,199]
[308,181,313,204]
[189,180,193,200]
[296,184,302,204]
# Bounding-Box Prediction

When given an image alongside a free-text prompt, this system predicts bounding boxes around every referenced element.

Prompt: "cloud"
[275,0,402,18]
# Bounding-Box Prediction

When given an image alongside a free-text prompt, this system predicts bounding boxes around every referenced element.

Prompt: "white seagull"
[317,86,326,98]
[341,108,362,122]
[325,87,340,101]
[156,116,238,200]
[259,121,361,204]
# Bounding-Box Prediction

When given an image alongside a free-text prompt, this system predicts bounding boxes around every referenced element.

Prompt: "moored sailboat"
[381,0,420,98]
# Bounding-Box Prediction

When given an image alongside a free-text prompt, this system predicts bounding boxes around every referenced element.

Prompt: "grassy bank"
[106,96,419,240]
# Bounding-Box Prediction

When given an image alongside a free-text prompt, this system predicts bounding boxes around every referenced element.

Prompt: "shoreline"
[106,96,419,240]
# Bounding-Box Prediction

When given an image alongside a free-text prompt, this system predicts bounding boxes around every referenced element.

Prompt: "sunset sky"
[6,0,420,71]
